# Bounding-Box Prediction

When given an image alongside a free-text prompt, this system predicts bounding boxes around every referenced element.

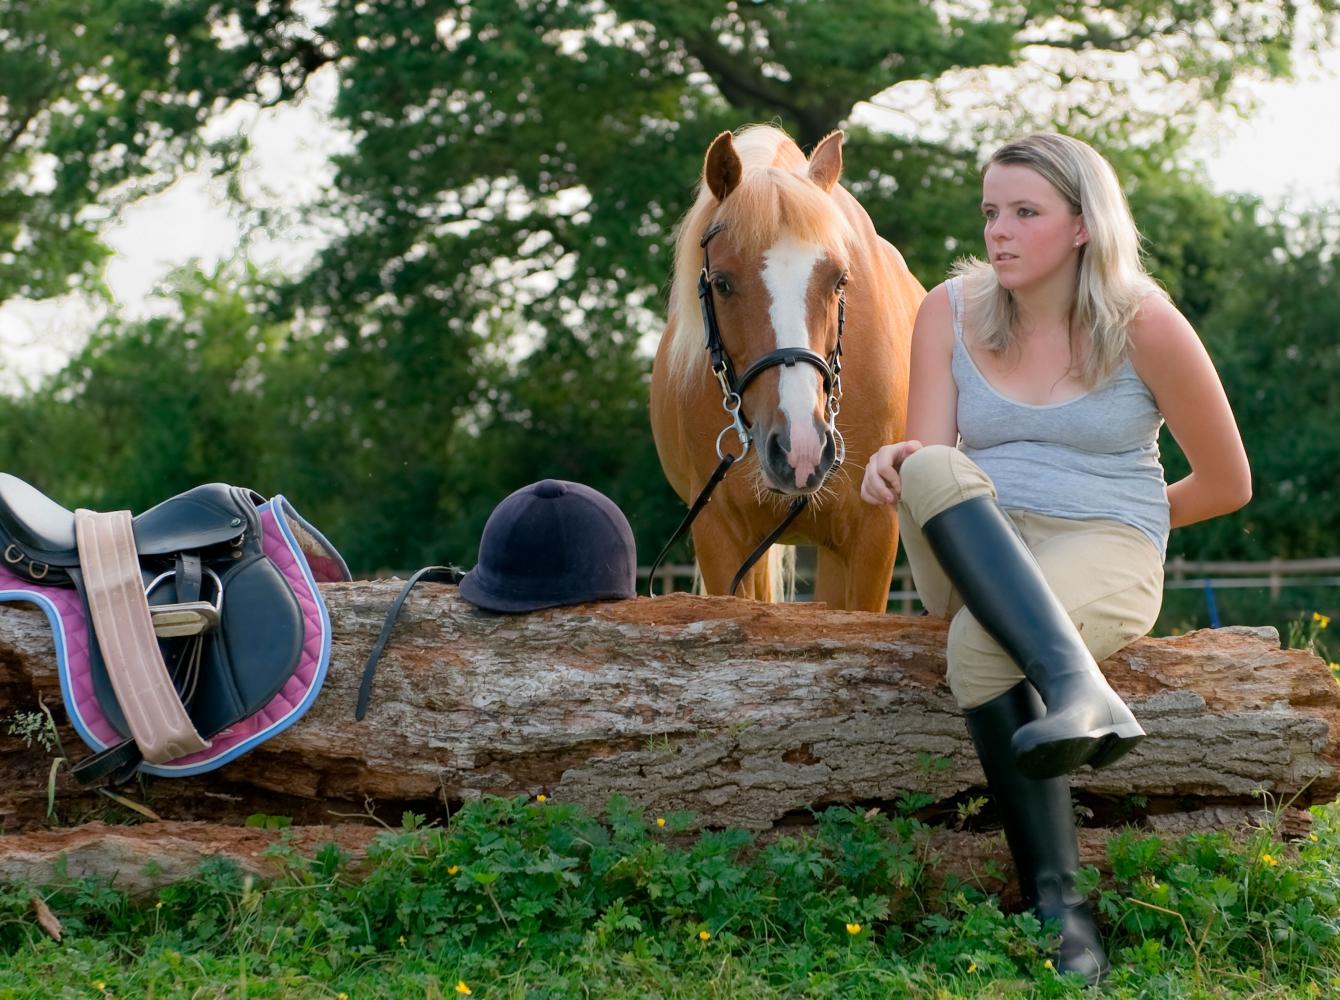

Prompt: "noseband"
[646,222,847,597]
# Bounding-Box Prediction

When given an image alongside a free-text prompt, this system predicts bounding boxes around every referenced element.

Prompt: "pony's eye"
[835,272,849,294]
[711,275,732,296]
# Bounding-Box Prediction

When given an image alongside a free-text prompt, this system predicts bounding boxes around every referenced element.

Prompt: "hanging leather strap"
[643,453,736,596]
[729,496,809,596]
[355,565,465,720]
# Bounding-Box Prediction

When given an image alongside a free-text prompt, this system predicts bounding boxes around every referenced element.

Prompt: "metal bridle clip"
[825,401,846,466]
[715,422,751,462]
[716,393,751,461]
[3,544,22,565]
[826,392,842,423]
[831,426,847,466]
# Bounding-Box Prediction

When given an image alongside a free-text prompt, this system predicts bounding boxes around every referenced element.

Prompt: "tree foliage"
[0,0,1337,576]
[0,0,336,305]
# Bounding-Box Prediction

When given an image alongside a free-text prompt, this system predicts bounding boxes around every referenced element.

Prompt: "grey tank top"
[948,277,1170,554]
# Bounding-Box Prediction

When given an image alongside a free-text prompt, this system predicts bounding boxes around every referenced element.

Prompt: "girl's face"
[981,162,1087,292]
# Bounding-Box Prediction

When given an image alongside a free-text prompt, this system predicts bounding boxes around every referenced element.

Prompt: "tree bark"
[0,584,1336,836]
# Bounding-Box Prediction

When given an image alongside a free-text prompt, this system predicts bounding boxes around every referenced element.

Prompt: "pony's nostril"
[766,430,789,471]
[822,433,837,465]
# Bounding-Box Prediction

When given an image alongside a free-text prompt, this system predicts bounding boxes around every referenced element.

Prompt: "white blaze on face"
[761,236,826,487]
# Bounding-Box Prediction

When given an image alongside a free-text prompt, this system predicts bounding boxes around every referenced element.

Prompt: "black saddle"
[0,474,346,784]
[0,474,257,586]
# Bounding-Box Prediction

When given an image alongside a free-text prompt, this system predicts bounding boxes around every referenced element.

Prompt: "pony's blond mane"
[665,126,857,393]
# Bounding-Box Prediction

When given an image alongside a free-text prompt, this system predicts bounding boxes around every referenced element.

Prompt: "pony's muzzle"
[760,424,838,494]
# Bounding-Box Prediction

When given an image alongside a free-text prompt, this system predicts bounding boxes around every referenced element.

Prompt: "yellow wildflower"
[1314,612,1330,629]
[398,935,406,946]
[447,865,460,875]
[1261,853,1279,867]
[1310,833,1320,843]
[656,817,666,827]
[456,983,472,996]
[536,794,547,802]
[92,983,106,992]
[338,994,348,1000]
[845,922,862,935]
[1044,959,1055,971]
[967,962,978,974]
[699,930,711,941]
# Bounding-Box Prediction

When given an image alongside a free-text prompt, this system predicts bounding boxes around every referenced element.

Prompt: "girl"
[861,133,1250,982]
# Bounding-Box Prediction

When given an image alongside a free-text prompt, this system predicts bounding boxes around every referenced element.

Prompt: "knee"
[946,608,1021,709]
[898,444,958,502]
[899,445,994,524]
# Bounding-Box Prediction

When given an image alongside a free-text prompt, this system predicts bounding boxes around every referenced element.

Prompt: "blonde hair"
[665,125,855,393]
[951,133,1165,387]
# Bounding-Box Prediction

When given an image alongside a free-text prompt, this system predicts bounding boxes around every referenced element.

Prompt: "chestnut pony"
[650,125,924,611]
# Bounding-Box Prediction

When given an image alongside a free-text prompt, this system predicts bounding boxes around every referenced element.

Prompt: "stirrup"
[145,567,224,636]
[149,601,220,637]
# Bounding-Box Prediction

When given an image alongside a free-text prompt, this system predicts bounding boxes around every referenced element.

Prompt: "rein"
[646,223,846,597]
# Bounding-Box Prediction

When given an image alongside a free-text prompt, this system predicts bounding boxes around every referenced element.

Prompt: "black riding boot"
[922,495,1143,778]
[966,682,1110,985]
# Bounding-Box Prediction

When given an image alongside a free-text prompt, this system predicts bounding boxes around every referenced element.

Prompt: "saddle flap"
[187,554,305,737]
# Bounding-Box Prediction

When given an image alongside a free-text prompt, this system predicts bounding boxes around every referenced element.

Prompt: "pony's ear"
[704,131,742,202]
[808,130,844,193]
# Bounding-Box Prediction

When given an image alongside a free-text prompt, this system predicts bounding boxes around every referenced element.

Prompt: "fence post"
[1167,556,1186,584]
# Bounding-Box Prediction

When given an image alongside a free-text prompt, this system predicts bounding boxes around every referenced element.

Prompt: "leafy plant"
[1,794,1339,997]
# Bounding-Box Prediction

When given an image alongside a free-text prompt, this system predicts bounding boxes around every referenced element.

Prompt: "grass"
[2,792,1339,999]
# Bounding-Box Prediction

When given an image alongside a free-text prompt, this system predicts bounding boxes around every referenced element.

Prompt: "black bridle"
[646,222,846,596]
[700,222,844,412]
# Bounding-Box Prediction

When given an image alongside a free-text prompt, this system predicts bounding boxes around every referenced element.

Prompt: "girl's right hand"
[860,441,923,507]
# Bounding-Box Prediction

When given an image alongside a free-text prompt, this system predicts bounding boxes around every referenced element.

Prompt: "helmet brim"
[458,569,632,613]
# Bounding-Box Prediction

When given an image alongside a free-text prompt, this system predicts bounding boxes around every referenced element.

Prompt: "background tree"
[274,0,1337,567]
[1,0,1337,598]
[0,0,331,306]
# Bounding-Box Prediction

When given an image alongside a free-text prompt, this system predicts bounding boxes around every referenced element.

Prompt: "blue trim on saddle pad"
[0,586,96,752]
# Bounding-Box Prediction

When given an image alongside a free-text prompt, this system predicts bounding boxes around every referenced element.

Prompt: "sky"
[0,43,1337,391]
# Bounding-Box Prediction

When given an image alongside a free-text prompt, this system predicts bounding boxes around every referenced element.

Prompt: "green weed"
[0,795,1337,997]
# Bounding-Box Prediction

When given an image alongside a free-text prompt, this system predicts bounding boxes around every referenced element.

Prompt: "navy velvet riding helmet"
[459,479,637,613]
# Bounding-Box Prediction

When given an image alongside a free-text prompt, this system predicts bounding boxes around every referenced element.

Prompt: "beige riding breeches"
[896,444,1165,709]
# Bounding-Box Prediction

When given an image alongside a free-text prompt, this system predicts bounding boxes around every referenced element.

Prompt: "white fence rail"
[639,557,1340,613]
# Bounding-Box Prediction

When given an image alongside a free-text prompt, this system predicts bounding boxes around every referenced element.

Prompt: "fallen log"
[0,584,1336,835]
